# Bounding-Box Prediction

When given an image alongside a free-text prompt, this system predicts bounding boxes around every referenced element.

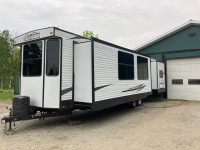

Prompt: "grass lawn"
[0,92,14,101]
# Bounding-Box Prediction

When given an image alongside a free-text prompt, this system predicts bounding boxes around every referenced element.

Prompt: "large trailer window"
[46,39,60,76]
[137,56,148,80]
[23,41,42,76]
[118,51,134,80]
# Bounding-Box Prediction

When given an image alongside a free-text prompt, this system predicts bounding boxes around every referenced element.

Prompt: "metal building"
[135,20,200,101]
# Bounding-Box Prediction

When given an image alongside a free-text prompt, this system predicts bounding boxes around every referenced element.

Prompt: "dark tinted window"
[172,79,183,84]
[159,70,163,78]
[118,51,134,80]
[188,79,200,85]
[46,39,60,76]
[137,56,148,80]
[23,41,42,76]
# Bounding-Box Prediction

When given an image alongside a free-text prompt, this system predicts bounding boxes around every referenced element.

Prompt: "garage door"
[167,58,200,101]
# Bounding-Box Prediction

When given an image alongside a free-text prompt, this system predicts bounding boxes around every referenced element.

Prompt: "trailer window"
[159,70,163,78]
[137,56,148,80]
[23,41,42,76]
[46,39,60,76]
[118,51,134,80]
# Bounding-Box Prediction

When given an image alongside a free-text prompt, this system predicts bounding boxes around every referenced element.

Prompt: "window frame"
[137,56,149,80]
[118,51,134,80]
[46,39,60,76]
[22,40,43,77]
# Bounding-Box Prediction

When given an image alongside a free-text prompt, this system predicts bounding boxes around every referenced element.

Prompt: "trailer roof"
[13,27,90,45]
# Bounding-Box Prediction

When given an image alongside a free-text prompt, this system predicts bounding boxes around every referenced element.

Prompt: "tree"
[0,29,20,92]
[82,30,98,39]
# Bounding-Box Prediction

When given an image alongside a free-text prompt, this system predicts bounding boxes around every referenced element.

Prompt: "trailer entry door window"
[159,70,163,78]
[137,56,148,80]
[23,41,42,76]
[46,39,60,76]
[118,51,134,80]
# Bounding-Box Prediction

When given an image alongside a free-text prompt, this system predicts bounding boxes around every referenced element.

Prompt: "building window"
[172,79,183,85]
[46,39,60,76]
[23,41,42,76]
[137,56,148,80]
[118,51,134,80]
[159,70,163,78]
[188,79,200,85]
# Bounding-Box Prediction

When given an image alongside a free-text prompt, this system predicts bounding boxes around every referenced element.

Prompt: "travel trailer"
[151,59,166,94]
[1,27,165,131]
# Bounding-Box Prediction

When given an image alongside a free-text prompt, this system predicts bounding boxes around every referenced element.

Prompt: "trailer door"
[43,39,61,108]
[21,41,44,107]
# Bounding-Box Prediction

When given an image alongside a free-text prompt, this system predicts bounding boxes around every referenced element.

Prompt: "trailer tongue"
[1,96,73,132]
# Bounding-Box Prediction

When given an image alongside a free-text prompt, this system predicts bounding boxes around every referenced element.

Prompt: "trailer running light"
[62,106,66,109]
[50,32,53,35]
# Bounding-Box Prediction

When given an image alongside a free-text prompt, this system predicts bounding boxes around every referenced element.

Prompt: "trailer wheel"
[136,99,143,106]
[129,101,136,108]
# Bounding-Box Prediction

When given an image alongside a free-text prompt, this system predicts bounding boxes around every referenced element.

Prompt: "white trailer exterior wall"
[93,41,152,104]
[74,42,92,103]
[151,59,165,93]
[14,27,154,110]
[55,29,74,102]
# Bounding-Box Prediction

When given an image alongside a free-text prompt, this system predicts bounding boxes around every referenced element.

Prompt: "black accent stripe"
[94,92,152,111]
[61,87,73,95]
[137,85,146,91]
[91,38,95,106]
[95,84,112,91]
[60,38,63,109]
[122,84,146,92]
[42,40,46,108]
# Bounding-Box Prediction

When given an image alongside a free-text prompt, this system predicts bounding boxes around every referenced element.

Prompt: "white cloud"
[1,0,200,49]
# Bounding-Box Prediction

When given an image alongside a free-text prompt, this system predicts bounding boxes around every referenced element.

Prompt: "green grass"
[144,97,167,103]
[144,97,179,103]
[0,92,14,101]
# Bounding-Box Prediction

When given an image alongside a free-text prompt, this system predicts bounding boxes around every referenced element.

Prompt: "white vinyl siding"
[94,42,151,102]
[55,29,76,101]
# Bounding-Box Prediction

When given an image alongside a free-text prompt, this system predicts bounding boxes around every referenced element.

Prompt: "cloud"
[1,0,200,49]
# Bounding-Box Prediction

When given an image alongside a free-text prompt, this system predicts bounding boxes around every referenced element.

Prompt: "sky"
[0,0,200,49]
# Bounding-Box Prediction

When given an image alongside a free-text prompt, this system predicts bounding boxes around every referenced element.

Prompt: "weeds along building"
[135,20,200,101]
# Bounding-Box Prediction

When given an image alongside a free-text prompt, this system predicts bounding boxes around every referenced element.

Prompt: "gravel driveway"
[1,100,200,150]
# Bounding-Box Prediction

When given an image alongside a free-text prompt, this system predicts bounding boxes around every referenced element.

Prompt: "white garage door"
[167,57,200,101]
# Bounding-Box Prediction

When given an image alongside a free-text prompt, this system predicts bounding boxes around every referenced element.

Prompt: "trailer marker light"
[50,32,53,35]
[14,41,16,44]
[62,106,66,109]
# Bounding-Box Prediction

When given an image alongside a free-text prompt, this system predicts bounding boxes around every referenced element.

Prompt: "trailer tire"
[12,96,30,106]
[12,96,30,117]
[136,99,143,106]
[129,101,136,108]
[13,109,30,117]
[12,103,30,111]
